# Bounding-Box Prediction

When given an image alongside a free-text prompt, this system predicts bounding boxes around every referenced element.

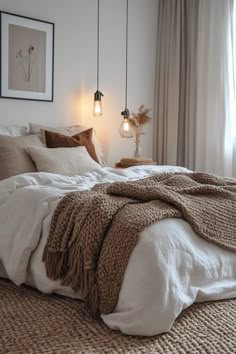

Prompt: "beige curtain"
[153,0,198,169]
[195,0,235,176]
[153,0,235,176]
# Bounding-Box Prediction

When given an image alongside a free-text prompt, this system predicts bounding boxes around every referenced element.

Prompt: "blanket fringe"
[61,243,84,289]
[42,247,68,280]
[61,242,99,315]
[86,282,99,317]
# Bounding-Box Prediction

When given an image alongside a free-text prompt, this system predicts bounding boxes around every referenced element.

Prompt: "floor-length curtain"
[153,0,236,176]
[195,0,235,176]
[153,0,198,169]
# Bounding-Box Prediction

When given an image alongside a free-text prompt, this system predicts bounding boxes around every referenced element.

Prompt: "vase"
[134,133,142,158]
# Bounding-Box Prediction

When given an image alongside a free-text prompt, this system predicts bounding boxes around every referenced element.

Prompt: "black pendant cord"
[125,0,129,109]
[97,0,100,91]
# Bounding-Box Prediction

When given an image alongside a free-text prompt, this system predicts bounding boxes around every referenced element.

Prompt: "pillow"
[27,146,102,176]
[28,122,107,166]
[90,132,106,167]
[0,125,28,136]
[45,129,99,163]
[28,122,82,137]
[0,134,44,180]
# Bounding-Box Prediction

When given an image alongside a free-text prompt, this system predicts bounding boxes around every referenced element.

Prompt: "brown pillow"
[45,128,99,163]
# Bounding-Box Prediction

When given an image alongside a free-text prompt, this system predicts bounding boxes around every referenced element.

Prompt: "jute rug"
[0,278,235,354]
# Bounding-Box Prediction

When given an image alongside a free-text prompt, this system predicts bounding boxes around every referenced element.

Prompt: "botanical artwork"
[16,44,34,83]
[0,11,54,101]
[8,24,46,93]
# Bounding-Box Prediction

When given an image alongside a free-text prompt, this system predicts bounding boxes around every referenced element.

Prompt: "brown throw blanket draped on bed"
[43,172,236,316]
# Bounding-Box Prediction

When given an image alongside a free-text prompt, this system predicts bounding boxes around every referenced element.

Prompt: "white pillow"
[28,122,107,166]
[91,132,106,167]
[27,146,103,176]
[0,125,28,136]
[28,122,83,137]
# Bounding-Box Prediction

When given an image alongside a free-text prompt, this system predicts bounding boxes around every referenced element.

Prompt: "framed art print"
[0,11,54,101]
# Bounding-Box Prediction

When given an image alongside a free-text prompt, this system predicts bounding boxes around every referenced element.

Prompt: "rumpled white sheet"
[0,165,236,336]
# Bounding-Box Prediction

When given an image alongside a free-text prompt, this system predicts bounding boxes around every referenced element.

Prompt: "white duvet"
[0,165,236,336]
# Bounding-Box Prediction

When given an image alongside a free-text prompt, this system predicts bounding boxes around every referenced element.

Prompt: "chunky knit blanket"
[43,172,236,316]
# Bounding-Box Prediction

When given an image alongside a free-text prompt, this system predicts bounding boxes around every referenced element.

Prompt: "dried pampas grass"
[129,105,152,128]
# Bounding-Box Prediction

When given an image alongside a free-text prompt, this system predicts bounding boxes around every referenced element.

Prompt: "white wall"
[0,0,157,166]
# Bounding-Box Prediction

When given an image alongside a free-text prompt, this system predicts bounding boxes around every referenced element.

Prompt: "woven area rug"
[0,278,236,354]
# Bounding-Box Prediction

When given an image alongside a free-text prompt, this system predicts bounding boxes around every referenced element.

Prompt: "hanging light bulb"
[93,0,104,117]
[120,108,133,138]
[93,90,103,117]
[120,0,133,138]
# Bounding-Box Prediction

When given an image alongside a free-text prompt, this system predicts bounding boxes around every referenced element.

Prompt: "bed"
[0,124,236,339]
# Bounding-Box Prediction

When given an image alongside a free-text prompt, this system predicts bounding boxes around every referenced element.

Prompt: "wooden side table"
[115,157,157,168]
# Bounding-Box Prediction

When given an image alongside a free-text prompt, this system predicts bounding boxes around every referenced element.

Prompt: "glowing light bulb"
[120,116,133,138]
[93,90,104,117]
[123,120,130,131]
[93,100,103,117]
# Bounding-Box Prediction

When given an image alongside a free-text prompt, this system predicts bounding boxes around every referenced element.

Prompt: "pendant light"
[120,0,133,138]
[93,0,104,117]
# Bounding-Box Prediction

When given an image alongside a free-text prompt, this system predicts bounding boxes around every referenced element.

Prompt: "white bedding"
[0,165,236,336]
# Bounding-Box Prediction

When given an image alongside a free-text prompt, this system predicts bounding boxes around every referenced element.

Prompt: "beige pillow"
[28,122,107,166]
[28,123,83,139]
[27,146,102,176]
[0,134,44,180]
[0,125,28,136]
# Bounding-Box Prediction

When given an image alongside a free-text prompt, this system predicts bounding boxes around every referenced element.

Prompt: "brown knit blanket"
[43,172,236,316]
